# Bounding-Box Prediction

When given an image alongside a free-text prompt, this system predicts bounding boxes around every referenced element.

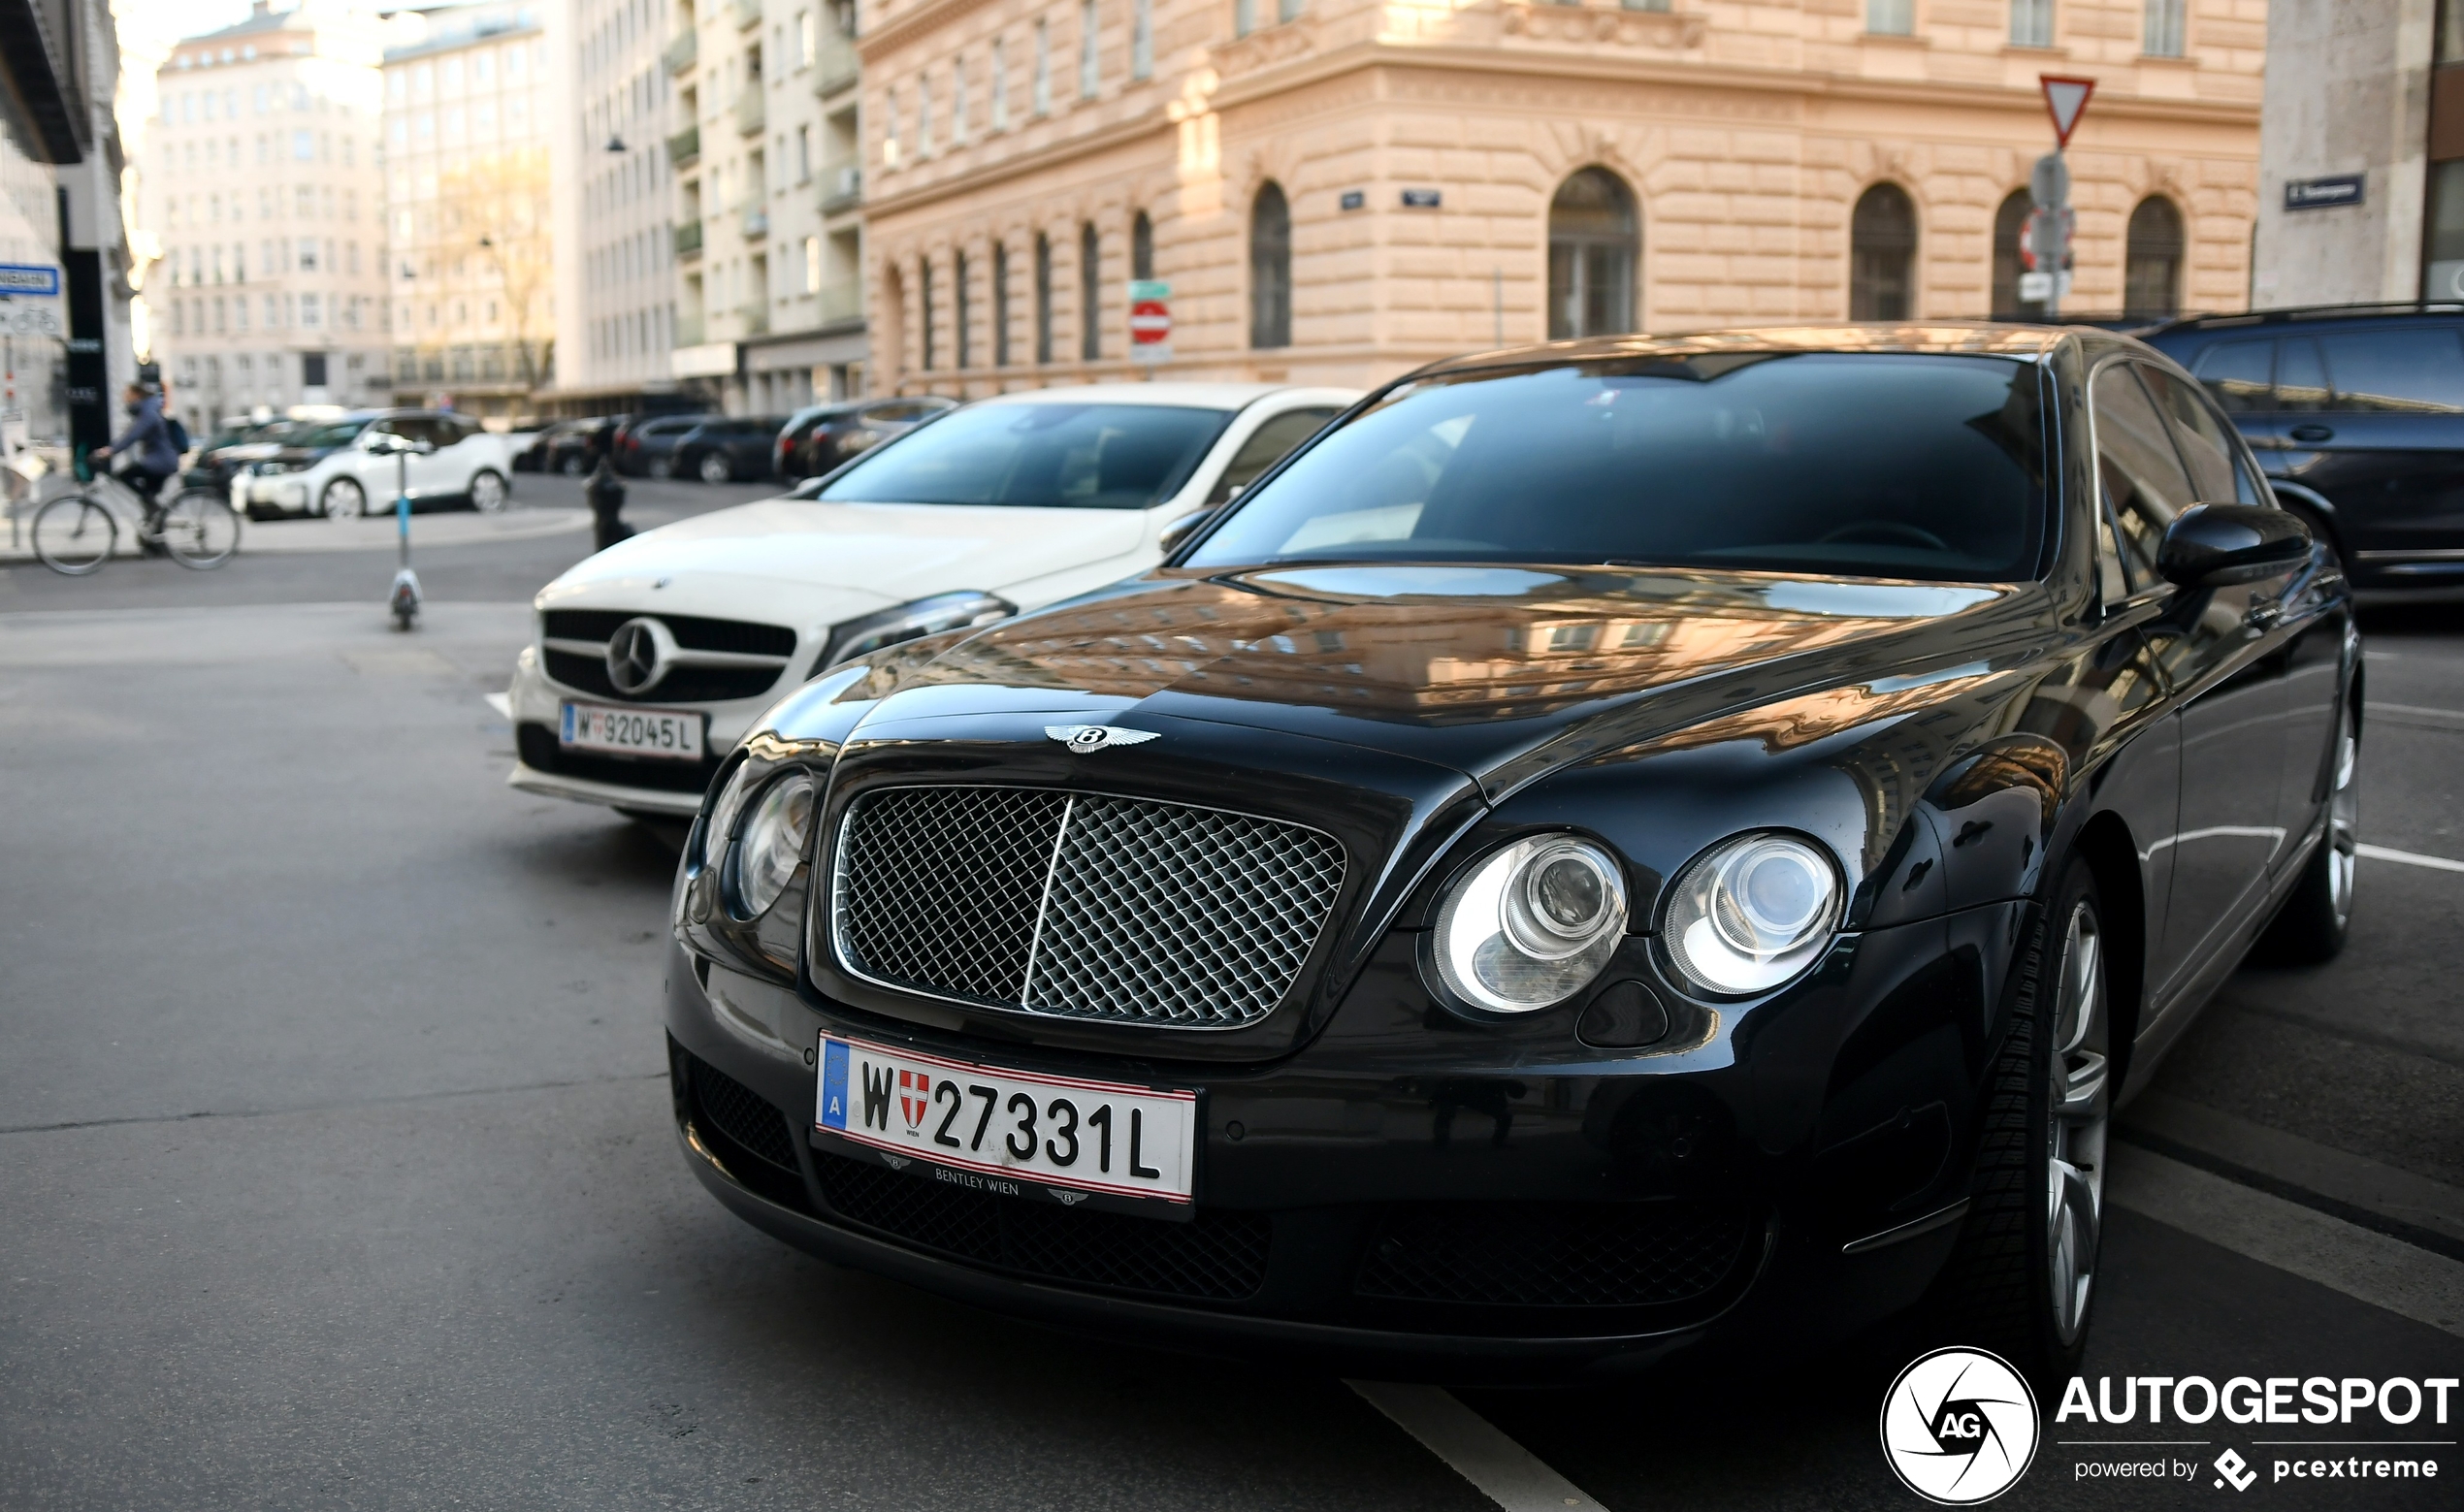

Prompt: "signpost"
[2024,76,2095,319]
[1128,279,1171,367]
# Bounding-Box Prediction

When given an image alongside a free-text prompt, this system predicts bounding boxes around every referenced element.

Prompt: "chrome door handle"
[2288,424,2335,443]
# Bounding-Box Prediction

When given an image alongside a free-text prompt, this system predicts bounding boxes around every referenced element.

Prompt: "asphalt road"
[1,485,2458,1510]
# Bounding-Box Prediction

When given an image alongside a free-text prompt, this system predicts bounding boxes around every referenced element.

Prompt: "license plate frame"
[558,700,705,761]
[814,1034,1199,1219]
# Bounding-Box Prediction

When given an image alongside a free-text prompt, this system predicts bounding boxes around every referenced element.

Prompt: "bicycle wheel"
[30,495,116,574]
[159,489,242,568]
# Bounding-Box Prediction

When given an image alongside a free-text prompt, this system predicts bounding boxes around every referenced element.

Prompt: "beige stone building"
[858,0,2263,396]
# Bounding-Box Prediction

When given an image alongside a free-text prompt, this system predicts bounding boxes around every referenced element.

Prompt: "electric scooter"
[364,431,433,630]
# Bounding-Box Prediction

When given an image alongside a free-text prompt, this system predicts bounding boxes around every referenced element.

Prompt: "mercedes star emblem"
[605,617,670,695]
[1045,724,1160,754]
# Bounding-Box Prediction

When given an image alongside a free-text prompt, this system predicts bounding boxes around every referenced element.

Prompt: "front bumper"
[503,646,777,814]
[664,896,2018,1377]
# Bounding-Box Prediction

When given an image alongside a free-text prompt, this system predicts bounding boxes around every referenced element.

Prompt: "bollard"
[585,454,632,552]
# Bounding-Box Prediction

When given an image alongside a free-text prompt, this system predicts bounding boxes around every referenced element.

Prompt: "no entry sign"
[1128,278,1171,365]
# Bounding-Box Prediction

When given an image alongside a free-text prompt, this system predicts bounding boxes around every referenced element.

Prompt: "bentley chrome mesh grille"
[829,786,1345,1029]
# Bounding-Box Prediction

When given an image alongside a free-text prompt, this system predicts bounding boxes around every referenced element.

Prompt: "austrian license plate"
[815,1034,1198,1212]
[558,700,704,760]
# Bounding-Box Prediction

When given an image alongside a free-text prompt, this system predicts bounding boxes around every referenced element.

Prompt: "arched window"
[1034,233,1053,364]
[2124,196,2185,320]
[1546,167,1638,340]
[1991,189,2043,319]
[1080,221,1101,361]
[1131,210,1153,281]
[956,249,972,369]
[1249,181,1290,349]
[1849,183,1917,320]
[920,256,936,370]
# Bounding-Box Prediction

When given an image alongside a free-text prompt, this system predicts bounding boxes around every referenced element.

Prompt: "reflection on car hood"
[545,497,1150,599]
[817,564,2033,795]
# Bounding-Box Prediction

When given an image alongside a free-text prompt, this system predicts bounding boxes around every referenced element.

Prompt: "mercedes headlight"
[724,772,816,918]
[817,591,1014,672]
[1430,836,1630,1013]
[1662,831,1840,997]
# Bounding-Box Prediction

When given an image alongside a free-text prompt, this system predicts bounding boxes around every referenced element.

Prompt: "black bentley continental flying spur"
[662,326,2359,1382]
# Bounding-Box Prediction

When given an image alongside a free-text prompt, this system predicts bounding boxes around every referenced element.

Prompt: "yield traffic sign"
[2039,75,2095,147]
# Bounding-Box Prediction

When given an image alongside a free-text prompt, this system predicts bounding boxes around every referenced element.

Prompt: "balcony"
[814,31,858,96]
[662,28,697,74]
[821,164,861,215]
[666,125,700,167]
[741,206,768,239]
[732,88,764,136]
[673,219,704,258]
[817,281,860,326]
[730,0,760,29]
[736,304,770,338]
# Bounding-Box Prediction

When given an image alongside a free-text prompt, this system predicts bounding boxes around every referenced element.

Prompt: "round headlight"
[726,773,816,918]
[1662,831,1840,996]
[1431,835,1630,1013]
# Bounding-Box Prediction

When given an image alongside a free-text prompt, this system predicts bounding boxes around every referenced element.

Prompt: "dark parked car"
[776,396,956,480]
[673,415,791,484]
[186,417,311,493]
[2140,303,2464,591]
[614,413,713,478]
[517,419,596,473]
[665,326,2354,1383]
[543,417,629,475]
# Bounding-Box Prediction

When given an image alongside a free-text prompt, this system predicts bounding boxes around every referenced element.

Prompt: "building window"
[1079,0,1099,99]
[2143,0,2185,57]
[1546,167,1639,339]
[1249,181,1291,349]
[1279,0,1301,21]
[991,37,1010,130]
[1033,20,1052,114]
[1867,0,1912,36]
[1080,222,1102,360]
[1236,0,1254,35]
[1131,210,1153,280]
[805,235,822,292]
[921,257,936,369]
[952,58,968,144]
[1132,0,1152,79]
[2427,160,2464,300]
[2123,196,2184,320]
[994,241,1012,367]
[1034,232,1054,363]
[1991,189,2044,319]
[2012,0,2052,48]
[1849,183,1918,320]
[918,76,933,154]
[956,249,972,368]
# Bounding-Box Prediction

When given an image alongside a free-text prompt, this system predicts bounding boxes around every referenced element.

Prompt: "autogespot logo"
[1881,1347,2043,1504]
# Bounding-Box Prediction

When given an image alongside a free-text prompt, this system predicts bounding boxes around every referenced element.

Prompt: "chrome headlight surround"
[1426,834,1631,1014]
[1660,830,1842,998]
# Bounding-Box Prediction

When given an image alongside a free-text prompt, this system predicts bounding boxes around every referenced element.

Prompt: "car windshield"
[297,420,369,449]
[1186,353,2049,582]
[815,402,1235,509]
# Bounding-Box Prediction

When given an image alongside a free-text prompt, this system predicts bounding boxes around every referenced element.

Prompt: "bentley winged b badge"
[1046,724,1161,754]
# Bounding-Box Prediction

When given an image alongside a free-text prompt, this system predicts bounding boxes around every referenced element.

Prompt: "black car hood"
[807,564,2041,799]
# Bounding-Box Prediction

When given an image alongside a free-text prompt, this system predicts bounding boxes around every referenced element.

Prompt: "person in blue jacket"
[91,382,183,545]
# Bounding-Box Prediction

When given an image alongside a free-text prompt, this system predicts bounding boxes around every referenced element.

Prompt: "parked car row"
[232,409,521,520]
[508,400,961,485]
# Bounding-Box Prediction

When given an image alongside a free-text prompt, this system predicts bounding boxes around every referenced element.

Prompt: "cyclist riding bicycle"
[89,382,180,552]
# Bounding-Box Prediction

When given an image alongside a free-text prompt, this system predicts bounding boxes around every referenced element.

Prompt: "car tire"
[560,453,590,477]
[2258,699,2358,964]
[697,450,735,485]
[322,478,367,520]
[469,469,509,513]
[1929,855,2111,1385]
[648,455,676,480]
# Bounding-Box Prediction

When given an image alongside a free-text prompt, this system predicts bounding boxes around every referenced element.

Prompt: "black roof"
[2137,302,2464,339]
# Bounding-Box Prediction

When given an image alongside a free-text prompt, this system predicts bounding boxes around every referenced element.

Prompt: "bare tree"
[438,145,553,395]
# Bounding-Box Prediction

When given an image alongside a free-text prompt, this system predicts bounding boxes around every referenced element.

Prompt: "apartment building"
[859,0,2264,396]
[142,2,391,430]
[668,0,867,411]
[547,0,682,411]
[383,2,554,415]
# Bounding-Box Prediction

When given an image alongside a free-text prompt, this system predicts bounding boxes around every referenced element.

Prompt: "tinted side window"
[1208,407,1338,505]
[2091,364,2197,593]
[2321,329,2464,412]
[2191,338,2274,413]
[2277,338,2330,413]
[2139,365,2241,501]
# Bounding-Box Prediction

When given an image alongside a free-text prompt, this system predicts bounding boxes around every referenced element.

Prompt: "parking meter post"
[585,454,632,551]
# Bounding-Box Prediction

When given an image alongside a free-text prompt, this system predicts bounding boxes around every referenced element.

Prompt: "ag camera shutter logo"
[1881,1347,2042,1504]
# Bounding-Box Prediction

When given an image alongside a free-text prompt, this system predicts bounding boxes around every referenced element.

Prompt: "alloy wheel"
[324,479,366,519]
[697,451,733,484]
[470,470,507,513]
[2045,899,2109,1346]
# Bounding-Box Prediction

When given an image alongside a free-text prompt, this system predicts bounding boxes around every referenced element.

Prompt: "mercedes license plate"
[559,700,704,760]
[816,1034,1197,1212]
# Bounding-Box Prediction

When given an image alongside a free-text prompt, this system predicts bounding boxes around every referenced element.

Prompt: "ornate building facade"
[857,0,2264,396]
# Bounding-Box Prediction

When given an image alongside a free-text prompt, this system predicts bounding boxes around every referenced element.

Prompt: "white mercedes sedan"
[504,382,1358,819]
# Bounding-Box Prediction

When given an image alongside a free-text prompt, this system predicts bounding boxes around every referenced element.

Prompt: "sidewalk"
[0,505,589,563]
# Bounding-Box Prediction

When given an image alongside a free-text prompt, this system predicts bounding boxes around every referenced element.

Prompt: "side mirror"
[1157,506,1218,556]
[2156,503,2312,589]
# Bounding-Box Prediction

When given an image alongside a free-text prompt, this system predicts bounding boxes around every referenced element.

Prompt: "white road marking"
[2371,701,2464,725]
[483,691,512,718]
[2358,843,2464,875]
[1348,1380,1603,1511]
[2107,1147,2464,1339]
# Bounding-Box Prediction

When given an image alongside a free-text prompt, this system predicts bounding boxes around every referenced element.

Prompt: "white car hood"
[538,498,1151,619]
